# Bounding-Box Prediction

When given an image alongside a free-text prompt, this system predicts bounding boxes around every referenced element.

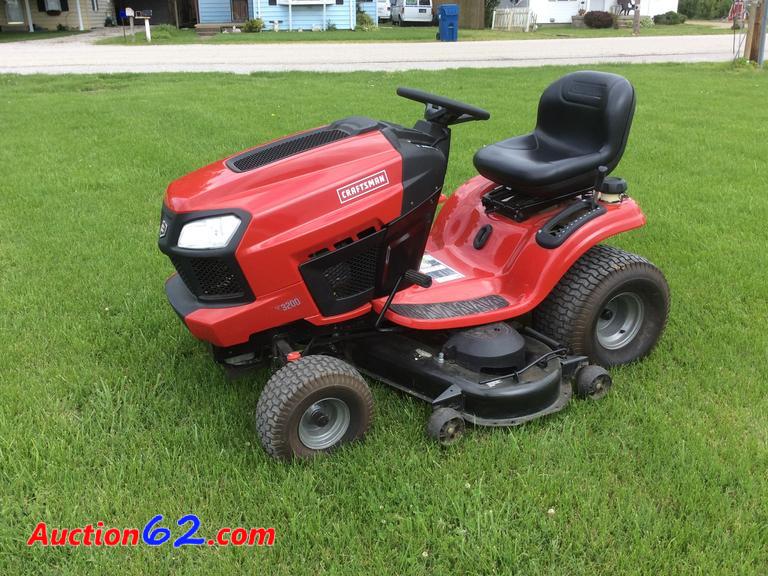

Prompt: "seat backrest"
[536,71,636,172]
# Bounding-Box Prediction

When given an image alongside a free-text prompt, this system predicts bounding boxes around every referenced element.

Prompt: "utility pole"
[759,0,767,64]
[745,0,765,61]
[632,0,641,35]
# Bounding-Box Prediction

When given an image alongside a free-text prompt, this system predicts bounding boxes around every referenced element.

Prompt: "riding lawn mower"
[158,71,670,459]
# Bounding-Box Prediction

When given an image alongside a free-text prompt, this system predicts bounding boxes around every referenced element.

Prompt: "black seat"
[473,71,636,198]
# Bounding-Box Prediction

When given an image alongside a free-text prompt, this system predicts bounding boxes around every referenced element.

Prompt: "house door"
[5,0,26,23]
[231,0,248,21]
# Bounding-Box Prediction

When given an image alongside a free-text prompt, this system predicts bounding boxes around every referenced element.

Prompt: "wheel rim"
[596,292,645,350]
[440,419,463,445]
[590,375,610,398]
[298,398,350,450]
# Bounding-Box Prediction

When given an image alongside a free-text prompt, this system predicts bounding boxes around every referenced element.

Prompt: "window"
[418,0,429,5]
[6,0,25,22]
[405,0,416,5]
[37,0,69,11]
[92,0,99,10]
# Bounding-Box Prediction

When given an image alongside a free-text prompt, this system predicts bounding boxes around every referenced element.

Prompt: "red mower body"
[160,117,644,349]
[158,73,671,459]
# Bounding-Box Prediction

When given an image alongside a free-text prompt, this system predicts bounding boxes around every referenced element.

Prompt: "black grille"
[171,256,248,300]
[321,246,378,299]
[228,129,349,173]
[299,229,385,317]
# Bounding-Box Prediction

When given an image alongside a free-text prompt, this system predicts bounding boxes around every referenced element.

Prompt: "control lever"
[591,165,608,209]
[375,269,432,329]
[403,269,433,289]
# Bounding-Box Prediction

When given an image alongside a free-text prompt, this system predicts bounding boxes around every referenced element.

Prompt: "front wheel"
[255,355,374,460]
[533,245,670,367]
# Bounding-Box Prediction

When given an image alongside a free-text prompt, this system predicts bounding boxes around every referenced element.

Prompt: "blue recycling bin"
[438,4,459,42]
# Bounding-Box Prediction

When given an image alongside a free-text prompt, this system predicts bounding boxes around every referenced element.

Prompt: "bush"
[326,20,337,31]
[150,24,178,40]
[485,0,500,27]
[639,15,654,27]
[242,18,264,32]
[56,23,69,31]
[653,11,687,24]
[356,8,374,30]
[678,0,730,19]
[583,10,615,28]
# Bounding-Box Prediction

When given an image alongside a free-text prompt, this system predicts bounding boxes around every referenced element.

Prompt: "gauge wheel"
[427,407,465,446]
[255,355,374,460]
[533,245,670,367]
[574,365,613,400]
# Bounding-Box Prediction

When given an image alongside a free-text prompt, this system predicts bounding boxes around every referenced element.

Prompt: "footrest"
[389,295,509,320]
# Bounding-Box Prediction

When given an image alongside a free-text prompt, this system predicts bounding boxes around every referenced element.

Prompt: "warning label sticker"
[419,254,464,284]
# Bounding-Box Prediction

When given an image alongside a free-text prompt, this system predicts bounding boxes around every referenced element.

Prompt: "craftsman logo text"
[337,170,389,204]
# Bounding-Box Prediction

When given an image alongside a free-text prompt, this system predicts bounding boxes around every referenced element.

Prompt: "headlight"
[177,215,241,250]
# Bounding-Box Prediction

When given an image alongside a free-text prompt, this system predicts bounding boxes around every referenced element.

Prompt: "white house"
[498,0,679,24]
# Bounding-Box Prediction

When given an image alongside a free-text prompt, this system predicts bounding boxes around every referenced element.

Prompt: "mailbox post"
[135,9,153,42]
[125,6,135,40]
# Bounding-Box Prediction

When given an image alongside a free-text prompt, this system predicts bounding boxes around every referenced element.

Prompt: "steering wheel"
[397,87,490,125]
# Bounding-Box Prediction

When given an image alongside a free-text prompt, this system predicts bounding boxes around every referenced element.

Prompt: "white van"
[391,0,434,25]
[378,0,392,21]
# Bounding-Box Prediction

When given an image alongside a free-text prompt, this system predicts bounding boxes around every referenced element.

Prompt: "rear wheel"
[255,355,374,460]
[533,245,670,367]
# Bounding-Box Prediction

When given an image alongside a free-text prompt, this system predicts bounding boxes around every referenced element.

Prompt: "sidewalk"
[0,34,735,74]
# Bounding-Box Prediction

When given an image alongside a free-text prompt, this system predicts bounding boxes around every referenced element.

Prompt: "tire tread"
[255,355,373,460]
[533,245,669,365]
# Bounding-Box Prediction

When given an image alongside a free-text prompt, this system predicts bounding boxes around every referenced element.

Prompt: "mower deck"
[343,329,585,426]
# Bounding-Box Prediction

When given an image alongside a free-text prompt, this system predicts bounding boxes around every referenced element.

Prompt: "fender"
[376,176,646,330]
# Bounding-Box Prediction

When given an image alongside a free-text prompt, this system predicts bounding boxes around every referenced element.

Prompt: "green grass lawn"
[0,30,84,42]
[1,63,767,574]
[96,22,732,44]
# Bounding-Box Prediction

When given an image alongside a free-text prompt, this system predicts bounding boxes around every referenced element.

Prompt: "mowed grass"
[1,64,767,574]
[95,22,732,44]
[0,30,84,42]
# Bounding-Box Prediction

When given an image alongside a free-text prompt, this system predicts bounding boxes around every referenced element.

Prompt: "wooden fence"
[432,0,486,29]
[491,7,537,32]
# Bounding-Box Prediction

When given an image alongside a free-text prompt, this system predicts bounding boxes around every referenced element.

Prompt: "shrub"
[56,23,69,31]
[678,0,730,19]
[326,20,337,31]
[485,0,500,27]
[150,24,177,40]
[242,18,264,32]
[356,8,374,30]
[639,15,654,27]
[653,11,687,24]
[583,10,615,28]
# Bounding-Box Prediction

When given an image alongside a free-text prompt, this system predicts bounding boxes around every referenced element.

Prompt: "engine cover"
[443,322,526,372]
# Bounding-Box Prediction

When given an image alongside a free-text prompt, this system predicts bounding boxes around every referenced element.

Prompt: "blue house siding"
[359,0,377,23]
[198,0,378,29]
[253,2,352,30]
[199,0,237,23]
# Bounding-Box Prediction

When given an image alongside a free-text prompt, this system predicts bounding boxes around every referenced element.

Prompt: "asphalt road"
[0,34,735,74]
